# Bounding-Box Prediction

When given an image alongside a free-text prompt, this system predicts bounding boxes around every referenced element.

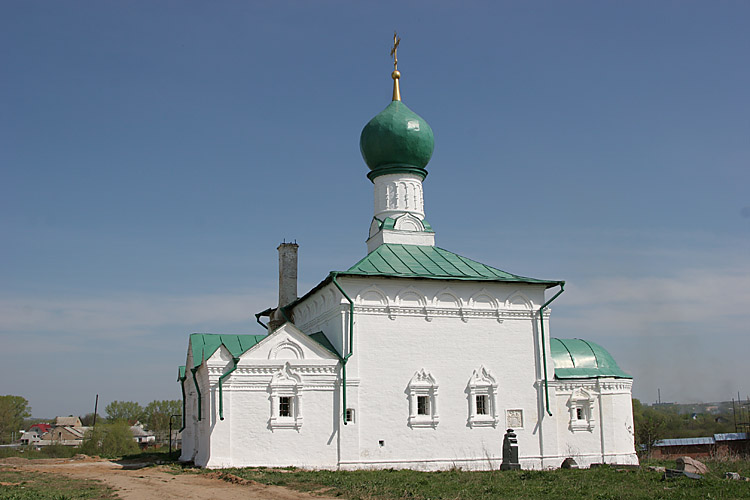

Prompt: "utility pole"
[92,394,99,428]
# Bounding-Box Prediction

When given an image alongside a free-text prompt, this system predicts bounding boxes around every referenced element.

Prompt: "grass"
[0,469,115,500]
[0,446,78,460]
[203,460,750,500]
[0,446,174,462]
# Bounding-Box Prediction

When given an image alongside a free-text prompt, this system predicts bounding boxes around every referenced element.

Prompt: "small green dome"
[360,101,434,181]
[550,338,632,379]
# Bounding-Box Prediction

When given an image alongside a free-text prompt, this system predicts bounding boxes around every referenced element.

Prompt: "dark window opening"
[417,395,430,415]
[279,397,292,417]
[476,395,489,415]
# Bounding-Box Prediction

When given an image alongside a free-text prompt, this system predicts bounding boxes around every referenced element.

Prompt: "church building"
[177,42,637,470]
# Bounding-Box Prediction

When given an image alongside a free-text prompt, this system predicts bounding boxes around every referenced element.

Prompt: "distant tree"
[105,401,144,424]
[80,421,138,457]
[79,413,102,426]
[144,400,181,443]
[0,395,31,444]
[633,399,666,458]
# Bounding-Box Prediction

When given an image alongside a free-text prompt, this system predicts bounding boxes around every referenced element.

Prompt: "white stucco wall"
[553,379,638,467]
[180,277,636,470]
[333,277,555,469]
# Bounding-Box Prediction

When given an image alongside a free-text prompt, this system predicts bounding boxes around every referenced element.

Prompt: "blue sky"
[2,1,748,418]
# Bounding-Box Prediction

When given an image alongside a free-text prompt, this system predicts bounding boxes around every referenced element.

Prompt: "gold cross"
[390,31,400,70]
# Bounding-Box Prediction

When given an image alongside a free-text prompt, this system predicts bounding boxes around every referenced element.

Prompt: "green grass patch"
[204,461,750,500]
[0,469,115,500]
[0,445,78,460]
[119,448,174,462]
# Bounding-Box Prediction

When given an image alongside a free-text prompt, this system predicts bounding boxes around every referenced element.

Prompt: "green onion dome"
[360,100,435,182]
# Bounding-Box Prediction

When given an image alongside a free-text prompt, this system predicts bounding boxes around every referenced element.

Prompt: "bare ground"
[0,456,337,500]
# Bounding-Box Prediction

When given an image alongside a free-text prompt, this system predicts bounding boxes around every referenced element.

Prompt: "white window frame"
[568,387,595,432]
[269,362,303,430]
[467,366,499,427]
[407,369,439,428]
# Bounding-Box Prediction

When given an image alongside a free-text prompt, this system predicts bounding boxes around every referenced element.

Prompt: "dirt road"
[0,457,337,500]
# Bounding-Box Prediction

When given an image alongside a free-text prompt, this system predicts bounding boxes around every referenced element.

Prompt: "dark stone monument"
[500,428,520,470]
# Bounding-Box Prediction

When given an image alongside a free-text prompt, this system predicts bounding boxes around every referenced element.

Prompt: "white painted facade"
[179,276,637,469]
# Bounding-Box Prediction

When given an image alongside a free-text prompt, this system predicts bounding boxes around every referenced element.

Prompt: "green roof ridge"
[189,332,340,369]
[343,243,561,285]
[189,333,267,370]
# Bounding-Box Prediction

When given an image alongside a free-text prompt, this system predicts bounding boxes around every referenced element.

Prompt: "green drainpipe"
[331,272,354,425]
[179,377,187,432]
[191,367,202,421]
[539,283,565,416]
[218,357,240,420]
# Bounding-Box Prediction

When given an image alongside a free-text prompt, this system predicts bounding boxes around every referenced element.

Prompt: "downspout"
[255,312,268,330]
[331,272,354,425]
[539,283,565,416]
[191,367,202,421]
[255,306,275,330]
[219,357,240,420]
[179,377,187,432]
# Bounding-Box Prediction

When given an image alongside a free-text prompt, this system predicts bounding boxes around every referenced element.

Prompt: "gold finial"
[390,31,401,101]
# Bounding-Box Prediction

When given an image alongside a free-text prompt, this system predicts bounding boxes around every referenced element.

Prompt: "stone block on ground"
[675,456,708,475]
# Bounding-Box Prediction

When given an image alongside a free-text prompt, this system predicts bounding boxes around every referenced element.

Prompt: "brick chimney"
[270,242,298,330]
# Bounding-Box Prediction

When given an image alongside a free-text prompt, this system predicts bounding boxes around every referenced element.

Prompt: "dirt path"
[0,457,337,500]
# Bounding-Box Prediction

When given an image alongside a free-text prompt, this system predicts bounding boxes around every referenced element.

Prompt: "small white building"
[178,58,637,470]
[130,423,156,445]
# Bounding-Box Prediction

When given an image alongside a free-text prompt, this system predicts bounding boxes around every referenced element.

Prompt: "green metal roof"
[343,243,561,285]
[309,332,341,359]
[189,333,267,370]
[550,338,632,379]
[188,332,340,369]
[178,365,186,381]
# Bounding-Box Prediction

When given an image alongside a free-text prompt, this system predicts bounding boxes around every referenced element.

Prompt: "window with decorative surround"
[269,362,303,430]
[407,369,439,428]
[467,366,499,427]
[568,387,595,431]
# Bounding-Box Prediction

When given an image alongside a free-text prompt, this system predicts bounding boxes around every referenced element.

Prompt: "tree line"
[86,399,182,442]
[0,395,180,445]
[632,398,739,457]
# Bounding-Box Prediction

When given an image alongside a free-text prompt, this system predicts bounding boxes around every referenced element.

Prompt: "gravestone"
[500,428,520,470]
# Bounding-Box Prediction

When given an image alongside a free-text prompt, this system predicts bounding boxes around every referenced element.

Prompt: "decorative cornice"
[354,304,541,322]
[551,379,632,393]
